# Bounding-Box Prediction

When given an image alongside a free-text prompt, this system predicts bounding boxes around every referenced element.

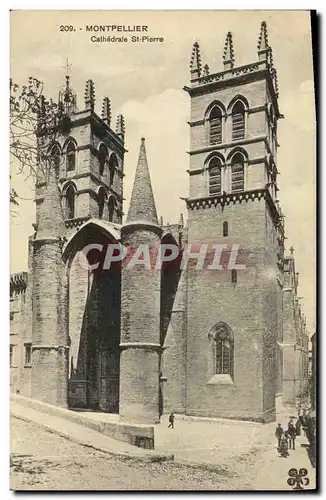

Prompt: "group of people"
[275,411,310,457]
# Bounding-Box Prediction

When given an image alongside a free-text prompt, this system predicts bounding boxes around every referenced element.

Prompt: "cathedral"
[10,22,309,425]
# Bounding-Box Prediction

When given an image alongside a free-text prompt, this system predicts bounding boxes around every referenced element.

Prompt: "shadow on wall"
[68,246,121,413]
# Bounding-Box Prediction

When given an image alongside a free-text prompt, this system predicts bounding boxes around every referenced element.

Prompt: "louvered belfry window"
[209,157,222,196]
[231,154,244,192]
[232,101,245,140]
[209,106,223,145]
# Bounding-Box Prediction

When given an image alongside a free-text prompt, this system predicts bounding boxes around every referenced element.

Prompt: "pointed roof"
[35,164,65,240]
[223,32,235,68]
[126,138,158,226]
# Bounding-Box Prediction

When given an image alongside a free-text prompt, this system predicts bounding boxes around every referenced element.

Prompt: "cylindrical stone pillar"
[31,238,69,407]
[119,223,162,424]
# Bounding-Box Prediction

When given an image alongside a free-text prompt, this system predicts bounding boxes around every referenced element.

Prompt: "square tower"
[35,76,126,237]
[184,23,285,422]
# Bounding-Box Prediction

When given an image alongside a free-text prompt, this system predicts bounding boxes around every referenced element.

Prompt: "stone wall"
[185,199,277,422]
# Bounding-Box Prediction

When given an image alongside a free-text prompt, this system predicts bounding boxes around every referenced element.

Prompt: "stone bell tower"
[183,22,285,422]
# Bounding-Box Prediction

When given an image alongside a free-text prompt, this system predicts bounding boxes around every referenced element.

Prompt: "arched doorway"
[63,219,122,412]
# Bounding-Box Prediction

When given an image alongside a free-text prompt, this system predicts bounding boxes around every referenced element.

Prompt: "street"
[10,416,316,491]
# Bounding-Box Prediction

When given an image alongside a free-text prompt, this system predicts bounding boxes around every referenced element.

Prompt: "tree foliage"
[10,77,64,205]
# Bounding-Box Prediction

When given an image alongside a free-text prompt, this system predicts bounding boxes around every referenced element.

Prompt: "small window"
[208,157,222,196]
[223,221,228,237]
[232,101,245,140]
[66,142,76,171]
[99,146,107,177]
[209,106,222,145]
[25,343,32,366]
[10,345,14,367]
[231,269,237,284]
[65,185,75,219]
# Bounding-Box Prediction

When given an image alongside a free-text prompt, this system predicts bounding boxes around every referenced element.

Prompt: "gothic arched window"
[66,141,76,171]
[65,184,75,219]
[232,101,245,140]
[210,323,234,378]
[209,106,223,145]
[231,153,245,192]
[108,195,116,222]
[99,145,107,177]
[208,157,222,196]
[98,187,106,219]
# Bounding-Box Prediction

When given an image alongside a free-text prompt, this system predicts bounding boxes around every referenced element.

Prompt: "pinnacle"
[190,41,202,77]
[101,97,111,125]
[203,64,210,76]
[126,137,158,226]
[84,79,95,110]
[116,114,125,136]
[223,32,235,69]
[257,21,269,52]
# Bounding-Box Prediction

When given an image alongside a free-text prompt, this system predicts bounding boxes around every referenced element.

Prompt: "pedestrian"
[279,432,289,458]
[288,422,297,450]
[168,412,175,429]
[275,423,284,447]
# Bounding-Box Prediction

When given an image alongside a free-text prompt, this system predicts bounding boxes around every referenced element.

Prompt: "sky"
[10,10,316,333]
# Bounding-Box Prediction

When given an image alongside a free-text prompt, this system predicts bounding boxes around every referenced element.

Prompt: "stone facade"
[10,22,310,424]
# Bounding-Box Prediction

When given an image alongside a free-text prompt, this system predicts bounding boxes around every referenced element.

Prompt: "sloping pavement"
[11,400,173,462]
